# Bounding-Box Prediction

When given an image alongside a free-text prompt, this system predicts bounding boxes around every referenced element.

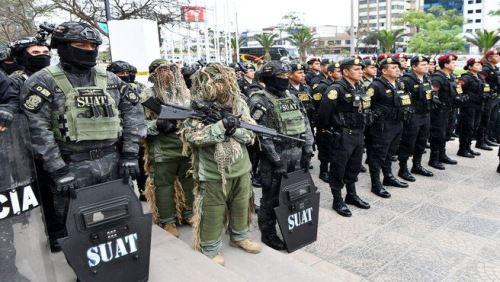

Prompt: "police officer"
[8,37,52,92]
[362,59,377,90]
[249,61,314,250]
[312,62,342,182]
[428,57,436,75]
[457,58,487,158]
[288,63,315,129]
[317,58,371,217]
[478,49,500,148]
[20,22,146,251]
[319,58,330,80]
[367,58,413,198]
[0,71,17,132]
[397,56,435,182]
[429,54,460,170]
[393,53,408,74]
[305,56,321,86]
[0,43,23,75]
[238,63,256,96]
[128,64,145,93]
[107,60,132,82]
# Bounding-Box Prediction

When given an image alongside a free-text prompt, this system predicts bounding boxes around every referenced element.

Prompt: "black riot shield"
[59,180,152,282]
[274,170,320,253]
[0,114,58,282]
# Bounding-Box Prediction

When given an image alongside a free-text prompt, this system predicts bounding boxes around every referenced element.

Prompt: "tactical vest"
[255,90,306,136]
[403,73,432,113]
[47,66,122,142]
[334,80,371,129]
[432,71,459,107]
[373,77,412,121]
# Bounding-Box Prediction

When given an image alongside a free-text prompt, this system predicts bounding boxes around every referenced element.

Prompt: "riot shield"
[59,179,152,282]
[0,114,57,282]
[274,170,320,253]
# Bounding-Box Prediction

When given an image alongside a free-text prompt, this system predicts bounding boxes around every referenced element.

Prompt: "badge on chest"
[279,98,299,112]
[76,89,109,108]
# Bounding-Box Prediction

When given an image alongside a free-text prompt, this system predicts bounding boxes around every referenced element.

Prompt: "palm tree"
[230,36,247,62]
[254,33,278,61]
[288,27,316,62]
[373,29,406,53]
[466,30,500,54]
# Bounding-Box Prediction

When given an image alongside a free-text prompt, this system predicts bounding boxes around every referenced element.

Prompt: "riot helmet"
[260,60,291,94]
[11,37,51,74]
[107,60,132,83]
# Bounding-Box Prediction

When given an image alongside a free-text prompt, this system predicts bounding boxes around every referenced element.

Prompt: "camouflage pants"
[150,158,194,225]
[199,173,251,258]
[51,152,120,238]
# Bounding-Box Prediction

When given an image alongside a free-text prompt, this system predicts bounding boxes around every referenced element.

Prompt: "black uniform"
[367,76,412,197]
[479,62,500,145]
[305,70,321,87]
[288,83,315,127]
[458,72,488,156]
[429,70,461,169]
[397,71,434,179]
[318,77,372,216]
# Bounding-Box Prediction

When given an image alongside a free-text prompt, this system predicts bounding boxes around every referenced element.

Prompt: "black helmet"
[0,43,11,61]
[107,60,131,73]
[260,61,290,78]
[50,22,102,48]
[129,65,137,73]
[10,37,49,58]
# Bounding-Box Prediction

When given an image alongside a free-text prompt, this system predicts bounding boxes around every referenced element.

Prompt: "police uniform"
[367,58,413,198]
[0,71,17,126]
[288,63,315,128]
[20,22,146,249]
[249,61,314,250]
[305,57,321,87]
[457,58,489,158]
[317,58,371,217]
[478,49,500,148]
[397,56,434,182]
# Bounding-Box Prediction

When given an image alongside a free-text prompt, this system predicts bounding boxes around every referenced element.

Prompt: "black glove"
[51,166,78,198]
[302,146,314,172]
[119,153,140,183]
[222,115,240,136]
[156,119,177,134]
[0,109,14,129]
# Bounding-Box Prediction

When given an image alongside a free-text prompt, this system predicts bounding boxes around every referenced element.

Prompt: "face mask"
[270,77,290,91]
[118,75,132,83]
[129,74,136,83]
[24,53,51,73]
[58,44,98,70]
[0,61,23,75]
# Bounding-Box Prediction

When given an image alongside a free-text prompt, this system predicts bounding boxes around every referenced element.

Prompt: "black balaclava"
[129,73,136,83]
[0,61,23,75]
[18,49,51,74]
[263,76,289,95]
[118,75,132,83]
[58,43,98,71]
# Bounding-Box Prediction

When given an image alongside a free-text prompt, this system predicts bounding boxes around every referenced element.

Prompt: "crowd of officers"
[0,21,499,267]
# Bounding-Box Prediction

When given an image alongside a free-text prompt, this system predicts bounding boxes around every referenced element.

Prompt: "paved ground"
[275,139,500,281]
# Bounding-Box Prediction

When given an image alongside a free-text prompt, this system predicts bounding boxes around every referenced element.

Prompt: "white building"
[463,0,500,34]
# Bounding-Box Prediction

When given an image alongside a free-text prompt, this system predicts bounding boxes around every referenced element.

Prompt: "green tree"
[230,35,247,62]
[400,5,465,54]
[0,0,53,42]
[254,33,278,61]
[466,30,500,54]
[287,27,316,62]
[371,29,406,53]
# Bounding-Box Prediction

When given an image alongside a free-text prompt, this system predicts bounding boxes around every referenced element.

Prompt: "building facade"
[424,0,464,13]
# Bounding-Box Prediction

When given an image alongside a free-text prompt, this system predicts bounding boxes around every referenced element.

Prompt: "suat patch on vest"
[76,95,109,108]
[327,90,338,100]
[313,93,322,100]
[298,93,310,102]
[23,94,44,112]
[32,84,53,100]
[279,99,299,112]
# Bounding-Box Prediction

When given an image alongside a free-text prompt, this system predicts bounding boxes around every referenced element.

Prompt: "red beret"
[377,54,388,62]
[392,53,408,60]
[437,53,457,64]
[485,49,499,57]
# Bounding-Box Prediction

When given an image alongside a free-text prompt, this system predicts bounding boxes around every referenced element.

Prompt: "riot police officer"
[457,58,487,158]
[107,60,132,82]
[249,61,314,250]
[20,22,146,251]
[367,58,413,198]
[397,56,435,182]
[478,49,500,148]
[317,58,371,217]
[0,71,17,132]
[429,54,460,170]
[0,43,23,75]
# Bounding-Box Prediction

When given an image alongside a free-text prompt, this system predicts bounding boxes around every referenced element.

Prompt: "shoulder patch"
[313,93,322,101]
[327,89,338,100]
[313,83,319,89]
[367,88,375,97]
[32,84,53,101]
[125,91,140,104]
[23,94,44,112]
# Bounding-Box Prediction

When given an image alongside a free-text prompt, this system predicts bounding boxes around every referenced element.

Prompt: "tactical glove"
[302,146,314,172]
[119,153,140,183]
[0,109,14,129]
[222,115,240,136]
[51,166,78,198]
[156,119,177,134]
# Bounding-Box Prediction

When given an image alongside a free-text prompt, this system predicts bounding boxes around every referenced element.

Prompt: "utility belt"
[62,146,117,162]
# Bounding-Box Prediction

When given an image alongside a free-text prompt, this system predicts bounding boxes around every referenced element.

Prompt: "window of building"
[467,19,473,23]
[345,40,351,45]
[369,0,377,3]
[468,0,473,3]
[335,40,342,45]
[476,9,482,13]
[466,29,472,33]
[475,19,481,23]
[476,0,482,3]
[359,0,367,4]
[467,10,473,14]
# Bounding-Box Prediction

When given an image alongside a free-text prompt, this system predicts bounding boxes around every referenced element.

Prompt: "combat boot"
[212,254,225,266]
[370,169,391,198]
[345,183,370,209]
[467,145,481,156]
[398,161,416,182]
[230,239,262,254]
[319,172,330,183]
[485,137,498,147]
[332,188,352,217]
[476,139,493,151]
[383,173,409,188]
[411,155,433,177]
[440,151,458,165]
[428,150,445,170]
[457,146,474,158]
[261,232,286,251]
[162,223,178,237]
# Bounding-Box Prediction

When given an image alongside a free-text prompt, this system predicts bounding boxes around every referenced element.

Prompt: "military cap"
[392,53,408,61]
[148,58,168,74]
[378,57,401,69]
[410,55,429,66]
[290,63,305,72]
[306,56,321,64]
[339,58,365,70]
[485,49,499,57]
[377,54,389,63]
[363,59,377,67]
[464,57,482,70]
[327,62,341,72]
[320,58,330,65]
[437,53,458,64]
